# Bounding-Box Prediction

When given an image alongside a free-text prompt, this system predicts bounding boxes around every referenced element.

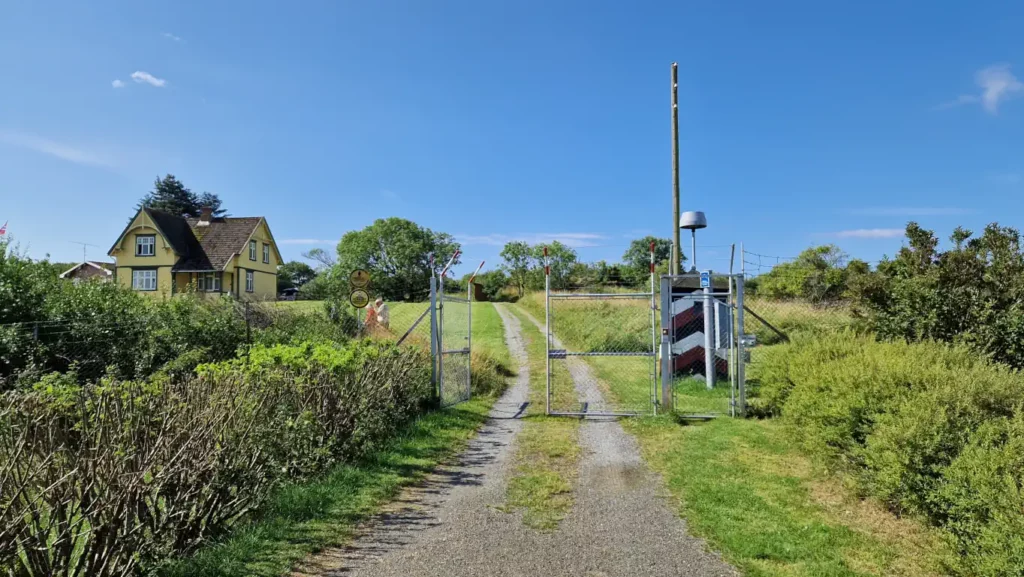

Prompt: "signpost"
[348,269,372,327]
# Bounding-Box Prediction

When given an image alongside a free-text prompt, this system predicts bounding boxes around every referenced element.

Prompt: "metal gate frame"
[432,252,483,408]
[658,272,746,417]
[544,244,659,417]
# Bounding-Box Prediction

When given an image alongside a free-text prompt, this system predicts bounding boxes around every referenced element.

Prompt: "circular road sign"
[349,269,371,288]
[349,288,370,309]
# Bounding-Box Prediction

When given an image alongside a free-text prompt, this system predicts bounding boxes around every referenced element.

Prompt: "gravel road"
[293,303,734,577]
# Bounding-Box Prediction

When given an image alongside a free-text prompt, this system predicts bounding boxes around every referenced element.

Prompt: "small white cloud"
[0,131,115,167]
[938,64,1023,114]
[832,229,905,239]
[458,232,607,248]
[848,207,974,217]
[161,32,183,42]
[278,239,338,245]
[131,71,166,87]
[111,79,125,88]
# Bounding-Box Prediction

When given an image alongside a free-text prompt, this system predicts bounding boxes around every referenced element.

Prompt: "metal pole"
[429,276,438,398]
[702,271,714,390]
[736,274,747,415]
[671,63,681,275]
[660,276,672,412]
[729,244,736,417]
[544,246,552,415]
[690,229,697,273]
[650,242,657,415]
[438,274,445,404]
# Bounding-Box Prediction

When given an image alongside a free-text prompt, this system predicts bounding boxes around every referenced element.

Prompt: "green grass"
[471,302,510,369]
[623,416,943,577]
[499,305,581,531]
[273,300,325,313]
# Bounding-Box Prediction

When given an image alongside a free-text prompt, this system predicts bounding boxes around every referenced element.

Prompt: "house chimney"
[198,206,213,225]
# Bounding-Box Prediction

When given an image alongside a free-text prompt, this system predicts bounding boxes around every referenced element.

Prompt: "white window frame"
[132,269,157,291]
[245,270,254,293]
[136,235,156,257]
[249,240,257,261]
[197,272,221,292]
[262,243,270,264]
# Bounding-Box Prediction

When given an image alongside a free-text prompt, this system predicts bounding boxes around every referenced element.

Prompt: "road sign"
[700,271,711,288]
[349,269,370,288]
[349,288,370,308]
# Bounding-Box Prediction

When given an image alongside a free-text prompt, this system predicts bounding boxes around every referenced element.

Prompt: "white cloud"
[111,79,125,88]
[458,232,607,248]
[848,207,974,217]
[938,64,1023,114]
[162,32,183,42]
[0,131,115,167]
[832,229,905,239]
[131,71,166,87]
[278,239,338,245]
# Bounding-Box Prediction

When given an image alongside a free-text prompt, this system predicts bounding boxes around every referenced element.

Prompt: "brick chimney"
[198,206,213,226]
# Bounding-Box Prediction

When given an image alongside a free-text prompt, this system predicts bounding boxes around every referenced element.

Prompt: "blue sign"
[699,271,711,288]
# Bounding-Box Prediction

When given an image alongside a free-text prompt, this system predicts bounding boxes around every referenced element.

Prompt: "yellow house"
[108,207,283,299]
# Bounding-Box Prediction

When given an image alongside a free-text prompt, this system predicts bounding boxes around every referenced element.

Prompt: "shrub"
[750,334,1024,576]
[0,340,433,576]
[937,414,1024,577]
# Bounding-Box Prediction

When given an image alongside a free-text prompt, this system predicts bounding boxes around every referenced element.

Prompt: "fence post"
[544,246,551,415]
[660,276,672,413]
[32,321,39,341]
[736,274,746,416]
[429,276,438,400]
[703,271,715,390]
[466,275,473,399]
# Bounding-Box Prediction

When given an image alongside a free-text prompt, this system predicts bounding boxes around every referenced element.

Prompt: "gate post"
[703,271,715,390]
[429,275,439,401]
[736,274,746,416]
[544,246,551,415]
[660,276,672,413]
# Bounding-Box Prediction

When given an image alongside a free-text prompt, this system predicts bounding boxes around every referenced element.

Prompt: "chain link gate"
[659,272,746,418]
[544,245,659,416]
[437,277,471,407]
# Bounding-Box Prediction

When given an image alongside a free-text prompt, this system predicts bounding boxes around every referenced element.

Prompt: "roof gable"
[177,216,263,271]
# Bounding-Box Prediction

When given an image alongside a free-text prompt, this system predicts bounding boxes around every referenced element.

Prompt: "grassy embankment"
[498,304,581,531]
[523,291,942,576]
[163,302,511,577]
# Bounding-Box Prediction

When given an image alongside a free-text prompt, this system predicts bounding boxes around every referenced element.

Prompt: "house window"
[132,269,157,291]
[245,270,254,293]
[136,235,156,256]
[262,243,270,264]
[197,272,221,292]
[249,240,257,261]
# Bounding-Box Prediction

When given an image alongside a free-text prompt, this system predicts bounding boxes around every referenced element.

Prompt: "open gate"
[437,281,471,407]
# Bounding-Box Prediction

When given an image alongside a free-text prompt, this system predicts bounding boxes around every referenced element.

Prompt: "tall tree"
[334,217,460,301]
[136,175,226,218]
[531,241,577,290]
[622,236,674,285]
[277,261,317,292]
[500,241,532,297]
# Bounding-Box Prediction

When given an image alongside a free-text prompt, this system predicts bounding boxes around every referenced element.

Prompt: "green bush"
[0,340,433,576]
[749,334,1024,575]
[938,414,1024,577]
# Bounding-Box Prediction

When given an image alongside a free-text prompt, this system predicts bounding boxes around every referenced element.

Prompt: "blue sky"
[1,1,1022,278]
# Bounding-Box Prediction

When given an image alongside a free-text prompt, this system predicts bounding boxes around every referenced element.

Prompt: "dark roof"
[108,207,266,272]
[175,216,262,271]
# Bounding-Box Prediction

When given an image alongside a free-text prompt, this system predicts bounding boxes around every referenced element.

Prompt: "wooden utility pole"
[670,62,681,275]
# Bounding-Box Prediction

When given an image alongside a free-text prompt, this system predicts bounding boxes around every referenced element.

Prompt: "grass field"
[625,417,943,577]
[162,302,511,576]
[499,305,581,531]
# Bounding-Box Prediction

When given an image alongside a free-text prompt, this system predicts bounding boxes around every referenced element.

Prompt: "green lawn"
[161,303,511,577]
[625,416,943,577]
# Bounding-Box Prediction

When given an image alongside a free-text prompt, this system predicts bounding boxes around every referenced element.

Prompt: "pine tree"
[136,175,227,217]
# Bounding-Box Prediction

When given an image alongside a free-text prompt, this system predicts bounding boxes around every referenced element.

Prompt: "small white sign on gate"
[699,271,711,288]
